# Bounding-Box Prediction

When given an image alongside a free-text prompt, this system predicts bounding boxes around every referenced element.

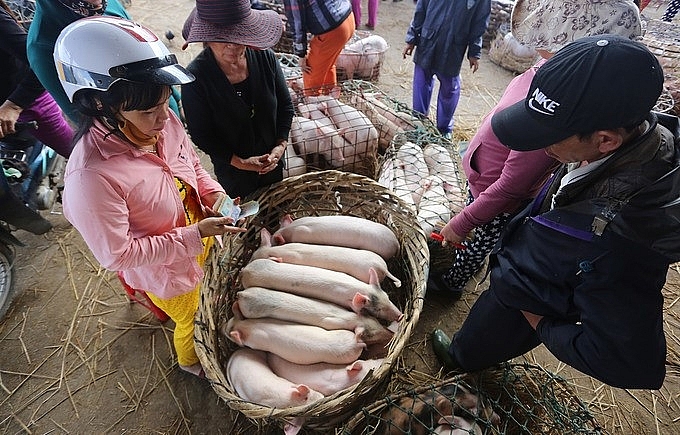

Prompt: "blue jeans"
[412,64,461,135]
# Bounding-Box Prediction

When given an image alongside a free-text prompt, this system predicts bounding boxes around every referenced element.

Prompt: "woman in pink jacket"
[56,17,245,378]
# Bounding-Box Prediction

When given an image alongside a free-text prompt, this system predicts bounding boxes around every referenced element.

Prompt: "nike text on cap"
[490,35,664,151]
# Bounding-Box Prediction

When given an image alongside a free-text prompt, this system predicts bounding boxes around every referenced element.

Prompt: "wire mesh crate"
[377,130,468,272]
[336,31,389,83]
[340,80,438,151]
[340,363,603,435]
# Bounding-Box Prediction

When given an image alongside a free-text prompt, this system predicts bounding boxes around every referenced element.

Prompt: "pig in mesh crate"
[336,31,389,83]
[340,362,603,435]
[286,118,380,179]
[340,80,438,151]
[194,170,429,434]
[283,89,387,179]
[377,130,468,272]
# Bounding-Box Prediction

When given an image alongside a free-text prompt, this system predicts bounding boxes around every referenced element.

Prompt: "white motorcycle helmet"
[54,16,194,102]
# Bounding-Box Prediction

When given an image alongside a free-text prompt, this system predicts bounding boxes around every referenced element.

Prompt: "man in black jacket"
[432,35,680,389]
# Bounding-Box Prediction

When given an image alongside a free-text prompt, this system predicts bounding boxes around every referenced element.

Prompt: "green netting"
[339,363,603,435]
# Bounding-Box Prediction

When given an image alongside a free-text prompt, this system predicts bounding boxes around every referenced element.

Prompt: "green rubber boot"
[431,329,462,373]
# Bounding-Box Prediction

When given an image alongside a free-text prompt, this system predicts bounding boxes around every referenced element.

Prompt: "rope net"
[340,363,603,435]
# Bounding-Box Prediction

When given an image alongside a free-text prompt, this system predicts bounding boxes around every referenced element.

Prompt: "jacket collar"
[91,118,162,160]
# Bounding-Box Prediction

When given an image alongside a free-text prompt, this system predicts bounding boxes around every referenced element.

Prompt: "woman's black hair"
[71,80,171,143]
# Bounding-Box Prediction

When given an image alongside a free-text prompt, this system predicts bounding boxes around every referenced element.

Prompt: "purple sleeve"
[451,150,557,236]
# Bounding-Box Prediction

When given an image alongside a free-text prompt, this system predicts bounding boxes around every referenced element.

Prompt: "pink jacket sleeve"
[64,167,205,272]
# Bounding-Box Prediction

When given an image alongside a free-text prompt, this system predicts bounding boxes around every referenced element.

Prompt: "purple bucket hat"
[182,0,283,50]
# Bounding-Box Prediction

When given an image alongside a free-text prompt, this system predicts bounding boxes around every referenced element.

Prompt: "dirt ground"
[1,1,679,434]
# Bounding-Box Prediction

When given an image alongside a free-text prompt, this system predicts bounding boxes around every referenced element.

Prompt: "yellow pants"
[147,287,200,367]
[304,13,356,96]
[146,236,213,367]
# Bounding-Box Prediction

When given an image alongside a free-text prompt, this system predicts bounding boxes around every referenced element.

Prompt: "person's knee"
[597,361,665,390]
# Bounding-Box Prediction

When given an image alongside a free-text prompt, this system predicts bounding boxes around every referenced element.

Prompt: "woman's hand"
[0,100,23,139]
[299,56,311,74]
[203,192,226,216]
[260,141,286,175]
[230,142,285,175]
[197,216,247,237]
[439,220,466,246]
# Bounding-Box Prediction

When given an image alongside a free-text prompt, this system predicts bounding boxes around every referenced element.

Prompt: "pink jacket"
[63,114,224,299]
[450,59,558,237]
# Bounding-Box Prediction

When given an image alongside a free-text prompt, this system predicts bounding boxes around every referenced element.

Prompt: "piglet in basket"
[236,288,394,346]
[240,258,404,322]
[252,228,402,287]
[268,353,385,396]
[225,305,366,365]
[272,214,400,260]
[227,348,324,409]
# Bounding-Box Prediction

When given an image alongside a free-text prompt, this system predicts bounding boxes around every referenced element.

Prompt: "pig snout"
[354,315,394,346]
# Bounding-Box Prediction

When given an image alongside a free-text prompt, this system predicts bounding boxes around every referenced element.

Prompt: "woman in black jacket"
[0,1,72,157]
[181,0,294,199]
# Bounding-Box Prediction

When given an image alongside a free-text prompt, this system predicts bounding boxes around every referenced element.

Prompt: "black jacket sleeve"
[0,8,45,108]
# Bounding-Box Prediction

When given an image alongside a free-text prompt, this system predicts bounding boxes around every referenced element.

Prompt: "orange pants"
[304,13,356,96]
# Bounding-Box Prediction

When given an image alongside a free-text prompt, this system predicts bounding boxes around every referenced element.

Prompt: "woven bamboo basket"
[642,18,680,75]
[339,362,602,435]
[377,130,468,273]
[482,0,514,48]
[488,30,540,75]
[655,86,676,114]
[194,170,429,433]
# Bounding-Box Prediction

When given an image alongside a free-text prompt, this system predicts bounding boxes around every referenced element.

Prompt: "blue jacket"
[405,0,490,76]
[283,0,352,57]
[27,0,130,122]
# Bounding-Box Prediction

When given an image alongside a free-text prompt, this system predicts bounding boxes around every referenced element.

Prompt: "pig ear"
[346,360,363,373]
[279,214,294,227]
[368,268,380,285]
[232,301,245,320]
[273,234,287,246]
[292,384,310,401]
[260,228,273,247]
[438,415,456,426]
[229,330,245,346]
[318,101,329,113]
[351,292,369,312]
